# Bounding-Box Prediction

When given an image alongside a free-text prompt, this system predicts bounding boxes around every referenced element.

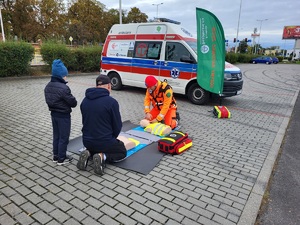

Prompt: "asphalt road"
[256,71,300,225]
[0,63,299,225]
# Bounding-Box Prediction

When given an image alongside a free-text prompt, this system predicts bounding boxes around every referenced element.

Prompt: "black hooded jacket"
[80,87,122,148]
[44,77,77,117]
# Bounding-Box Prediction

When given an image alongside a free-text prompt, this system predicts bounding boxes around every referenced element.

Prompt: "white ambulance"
[100,20,243,105]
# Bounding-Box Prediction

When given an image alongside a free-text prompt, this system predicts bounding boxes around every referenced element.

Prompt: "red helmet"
[145,76,157,87]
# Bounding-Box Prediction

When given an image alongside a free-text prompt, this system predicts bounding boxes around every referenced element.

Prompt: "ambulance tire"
[187,83,209,105]
[109,72,122,90]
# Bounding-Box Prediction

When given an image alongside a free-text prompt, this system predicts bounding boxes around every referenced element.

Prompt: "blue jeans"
[51,115,71,160]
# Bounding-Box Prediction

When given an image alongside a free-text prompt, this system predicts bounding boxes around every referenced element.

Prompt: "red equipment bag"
[213,106,231,118]
[158,131,192,155]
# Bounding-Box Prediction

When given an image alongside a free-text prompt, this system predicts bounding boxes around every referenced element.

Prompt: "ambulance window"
[166,42,194,63]
[133,41,162,59]
[148,43,161,59]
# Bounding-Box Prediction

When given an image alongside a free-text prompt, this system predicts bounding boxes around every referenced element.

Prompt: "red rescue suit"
[144,80,177,129]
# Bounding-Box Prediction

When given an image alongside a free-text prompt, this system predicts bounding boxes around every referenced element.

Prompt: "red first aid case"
[158,131,192,155]
[213,106,231,118]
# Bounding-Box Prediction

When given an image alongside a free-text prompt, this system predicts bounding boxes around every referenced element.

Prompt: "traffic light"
[245,38,248,42]
[234,38,236,43]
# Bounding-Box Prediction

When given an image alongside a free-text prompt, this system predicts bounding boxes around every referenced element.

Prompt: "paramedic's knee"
[170,120,177,129]
[164,108,177,129]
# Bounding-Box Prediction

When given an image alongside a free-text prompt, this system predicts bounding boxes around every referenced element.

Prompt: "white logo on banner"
[201,45,209,54]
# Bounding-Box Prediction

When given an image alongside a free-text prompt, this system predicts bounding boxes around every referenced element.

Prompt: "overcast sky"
[99,0,300,50]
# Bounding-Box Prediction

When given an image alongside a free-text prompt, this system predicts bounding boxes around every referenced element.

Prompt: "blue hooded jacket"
[80,87,122,149]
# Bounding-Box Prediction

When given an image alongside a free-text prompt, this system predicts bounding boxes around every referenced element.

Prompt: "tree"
[10,0,39,41]
[102,9,121,41]
[67,0,104,44]
[239,40,248,54]
[126,7,148,23]
[101,7,148,42]
[35,0,67,41]
[269,46,279,50]
[4,0,66,42]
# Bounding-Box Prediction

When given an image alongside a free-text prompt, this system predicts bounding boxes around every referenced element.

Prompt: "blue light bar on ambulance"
[156,18,181,25]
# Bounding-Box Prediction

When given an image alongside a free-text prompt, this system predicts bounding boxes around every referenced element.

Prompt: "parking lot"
[1,64,299,225]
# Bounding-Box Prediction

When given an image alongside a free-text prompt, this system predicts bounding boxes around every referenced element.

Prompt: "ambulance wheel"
[187,83,209,105]
[109,72,122,90]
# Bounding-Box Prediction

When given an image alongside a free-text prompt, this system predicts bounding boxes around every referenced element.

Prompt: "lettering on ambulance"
[102,40,133,71]
[107,41,132,58]
[111,42,118,50]
[181,28,194,37]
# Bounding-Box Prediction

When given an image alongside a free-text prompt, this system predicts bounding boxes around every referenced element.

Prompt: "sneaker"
[176,111,181,121]
[76,150,90,171]
[93,153,105,176]
[57,155,73,165]
[53,155,58,163]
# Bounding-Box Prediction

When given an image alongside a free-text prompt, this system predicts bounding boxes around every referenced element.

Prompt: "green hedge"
[40,43,102,73]
[0,42,34,77]
[225,53,238,64]
[277,56,283,62]
[0,42,102,77]
[40,43,75,69]
[73,47,102,72]
[225,53,259,64]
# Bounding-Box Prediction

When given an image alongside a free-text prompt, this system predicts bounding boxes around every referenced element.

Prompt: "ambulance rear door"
[130,24,167,87]
[132,41,163,77]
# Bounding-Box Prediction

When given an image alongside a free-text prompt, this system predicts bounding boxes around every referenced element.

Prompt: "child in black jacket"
[44,59,77,165]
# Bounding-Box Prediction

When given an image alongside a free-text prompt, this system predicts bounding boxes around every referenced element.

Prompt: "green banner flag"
[196,8,225,94]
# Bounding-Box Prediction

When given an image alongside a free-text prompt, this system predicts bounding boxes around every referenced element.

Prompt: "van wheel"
[108,72,122,90]
[187,83,209,105]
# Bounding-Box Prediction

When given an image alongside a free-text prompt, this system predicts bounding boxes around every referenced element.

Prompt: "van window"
[166,42,194,62]
[133,41,162,60]
[186,41,197,53]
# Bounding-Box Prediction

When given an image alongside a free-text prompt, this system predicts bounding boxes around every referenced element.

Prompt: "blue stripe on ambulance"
[102,56,195,79]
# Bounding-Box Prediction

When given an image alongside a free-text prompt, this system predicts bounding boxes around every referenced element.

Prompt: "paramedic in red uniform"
[144,75,178,129]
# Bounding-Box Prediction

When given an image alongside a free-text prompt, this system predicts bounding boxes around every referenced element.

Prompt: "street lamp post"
[119,0,122,24]
[234,0,243,53]
[0,0,5,42]
[256,19,268,54]
[152,3,163,20]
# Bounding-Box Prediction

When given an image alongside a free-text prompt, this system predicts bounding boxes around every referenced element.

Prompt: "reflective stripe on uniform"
[152,123,165,136]
[159,113,164,119]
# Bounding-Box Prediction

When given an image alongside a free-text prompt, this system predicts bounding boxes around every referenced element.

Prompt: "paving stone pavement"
[0,64,299,225]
